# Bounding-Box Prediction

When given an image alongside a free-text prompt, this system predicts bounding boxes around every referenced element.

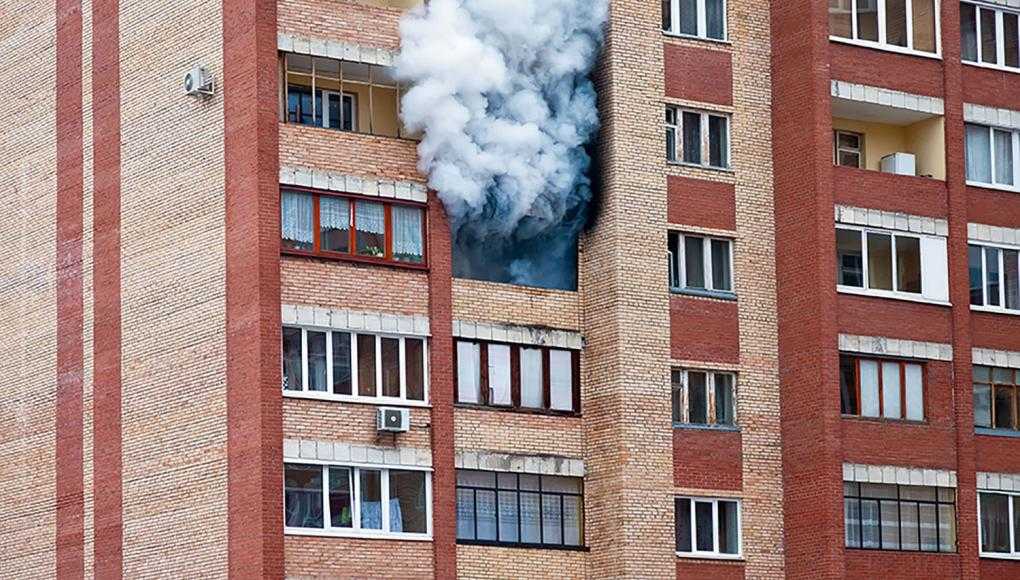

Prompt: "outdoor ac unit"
[881,152,916,176]
[377,407,410,433]
[184,65,215,97]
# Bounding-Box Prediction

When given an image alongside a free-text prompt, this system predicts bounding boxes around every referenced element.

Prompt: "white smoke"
[397,0,607,289]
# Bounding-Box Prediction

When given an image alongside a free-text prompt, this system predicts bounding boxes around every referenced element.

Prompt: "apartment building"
[2,0,1020,579]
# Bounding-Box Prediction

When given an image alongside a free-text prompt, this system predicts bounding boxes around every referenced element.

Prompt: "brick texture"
[664,42,733,106]
[673,429,742,491]
[667,175,736,232]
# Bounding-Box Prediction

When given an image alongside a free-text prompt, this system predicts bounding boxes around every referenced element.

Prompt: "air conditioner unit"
[184,65,215,97]
[881,152,916,177]
[377,407,410,433]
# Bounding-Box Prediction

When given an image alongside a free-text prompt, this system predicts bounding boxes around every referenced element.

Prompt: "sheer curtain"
[356,201,386,234]
[320,196,349,231]
[392,206,423,260]
[994,129,1014,186]
[966,124,992,183]
[281,191,313,247]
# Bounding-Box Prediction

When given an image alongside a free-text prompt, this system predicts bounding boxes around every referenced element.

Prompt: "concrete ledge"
[284,438,432,468]
[969,223,1020,247]
[831,80,944,115]
[283,304,430,336]
[964,103,1020,131]
[843,462,957,488]
[978,471,1020,491]
[835,205,948,237]
[278,33,396,66]
[281,165,428,204]
[453,320,583,350]
[839,333,953,362]
[973,348,1020,369]
[455,451,585,478]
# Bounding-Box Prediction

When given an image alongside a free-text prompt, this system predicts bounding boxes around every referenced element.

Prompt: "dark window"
[979,492,1015,554]
[675,497,741,556]
[839,354,925,421]
[844,481,956,552]
[974,365,1020,431]
[672,369,737,427]
[455,340,580,414]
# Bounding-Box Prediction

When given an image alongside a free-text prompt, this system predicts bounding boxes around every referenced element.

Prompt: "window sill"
[841,415,927,427]
[976,427,1020,439]
[966,180,1020,194]
[284,527,432,541]
[980,552,1020,560]
[837,286,951,308]
[671,287,737,301]
[668,160,734,174]
[963,60,1020,76]
[283,390,431,408]
[661,31,731,46]
[676,552,744,562]
[828,36,942,60]
[454,403,580,419]
[673,422,740,433]
[457,540,589,552]
[282,249,429,272]
[972,305,1020,317]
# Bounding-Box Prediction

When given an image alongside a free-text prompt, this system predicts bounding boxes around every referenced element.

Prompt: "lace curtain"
[281,191,313,245]
[966,124,992,183]
[320,196,350,231]
[392,206,424,258]
[355,201,386,234]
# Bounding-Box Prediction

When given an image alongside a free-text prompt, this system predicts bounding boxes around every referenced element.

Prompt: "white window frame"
[672,369,738,427]
[835,225,950,305]
[970,242,1020,315]
[663,0,729,42]
[320,90,358,132]
[829,0,943,58]
[962,1,1020,73]
[282,325,430,406]
[669,232,735,295]
[834,129,865,168]
[666,107,732,170]
[965,124,1020,192]
[978,490,1020,559]
[675,496,743,559]
[283,460,433,541]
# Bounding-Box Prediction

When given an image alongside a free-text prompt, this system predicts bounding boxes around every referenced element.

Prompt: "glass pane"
[899,485,936,501]
[886,0,908,47]
[688,372,708,424]
[840,355,859,415]
[281,191,314,251]
[861,499,881,548]
[970,245,986,305]
[708,115,728,168]
[672,370,684,422]
[940,504,957,552]
[320,197,350,253]
[905,364,924,421]
[282,327,303,391]
[839,151,862,168]
[685,236,706,288]
[682,112,702,164]
[837,229,864,287]
[520,492,541,543]
[714,373,735,425]
[711,239,732,291]
[880,500,900,550]
[860,360,880,417]
[563,495,583,546]
[475,490,497,540]
[498,491,519,542]
[542,495,563,545]
[718,501,739,554]
[980,493,1011,552]
[405,338,425,401]
[679,0,697,35]
[845,498,861,548]
[896,236,922,294]
[488,344,511,406]
[974,383,992,428]
[706,0,725,39]
[961,3,978,61]
[867,232,894,291]
[994,385,1015,429]
[900,501,920,550]
[1005,250,1020,310]
[695,501,714,552]
[862,483,900,500]
[857,0,879,41]
[669,232,681,288]
[881,361,902,419]
[307,331,327,392]
[358,334,377,397]
[966,124,993,183]
[667,125,677,162]
[329,467,353,528]
[456,488,475,539]
[520,474,540,492]
[380,337,400,398]
[676,498,692,552]
[392,205,424,263]
[359,469,383,530]
[919,503,938,551]
[662,0,672,31]
[457,341,480,404]
[1006,13,1020,68]
[829,0,852,38]
[355,201,386,258]
[550,350,574,411]
[520,348,544,408]
[912,0,937,52]
[332,332,352,395]
[994,130,1015,186]
[457,470,496,488]
[285,464,323,528]
[389,470,427,534]
[982,8,999,64]
[542,475,582,494]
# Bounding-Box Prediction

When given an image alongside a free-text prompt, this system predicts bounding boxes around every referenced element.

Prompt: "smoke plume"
[396,0,607,290]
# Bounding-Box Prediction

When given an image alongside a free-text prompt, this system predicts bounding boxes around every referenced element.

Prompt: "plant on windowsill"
[361,246,384,258]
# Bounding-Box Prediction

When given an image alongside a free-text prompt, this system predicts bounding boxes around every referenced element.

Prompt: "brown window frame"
[840,354,926,422]
[454,340,581,416]
[280,186,428,270]
[974,366,1020,430]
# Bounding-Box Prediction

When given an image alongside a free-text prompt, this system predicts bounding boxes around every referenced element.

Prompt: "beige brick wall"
[280,124,423,184]
[457,545,587,580]
[454,409,584,458]
[281,257,430,316]
[452,279,581,332]
[119,0,228,575]
[284,398,432,449]
[285,536,434,579]
[278,0,405,53]
[0,2,59,577]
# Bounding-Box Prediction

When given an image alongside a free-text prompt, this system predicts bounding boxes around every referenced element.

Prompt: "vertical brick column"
[770,1,846,578]
[582,1,674,577]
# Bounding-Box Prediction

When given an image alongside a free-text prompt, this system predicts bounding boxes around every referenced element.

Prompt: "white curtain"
[281,191,313,245]
[860,360,880,417]
[392,205,424,258]
[966,124,992,183]
[320,196,349,230]
[355,201,386,234]
[994,129,1014,186]
[520,348,544,408]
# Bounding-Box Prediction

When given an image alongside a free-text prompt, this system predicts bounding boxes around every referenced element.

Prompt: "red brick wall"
[676,559,745,579]
[980,558,1020,579]
[974,434,1020,474]
[837,295,953,343]
[667,176,736,231]
[673,429,742,490]
[971,313,1020,353]
[829,42,944,97]
[967,186,1020,228]
[844,551,959,579]
[670,295,739,364]
[833,166,948,218]
[664,43,733,106]
[962,66,1020,110]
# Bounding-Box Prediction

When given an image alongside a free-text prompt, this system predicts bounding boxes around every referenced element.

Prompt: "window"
[283,53,413,138]
[835,130,865,168]
[961,2,1020,70]
[284,463,431,538]
[282,326,428,404]
[835,226,949,302]
[844,482,956,552]
[672,369,736,427]
[455,470,584,548]
[974,366,1020,431]
[662,0,727,40]
[969,244,1020,312]
[675,497,741,558]
[979,491,1020,557]
[666,107,730,169]
[281,189,426,265]
[840,355,925,421]
[456,341,580,414]
[668,232,733,295]
[829,0,940,55]
[966,124,1020,189]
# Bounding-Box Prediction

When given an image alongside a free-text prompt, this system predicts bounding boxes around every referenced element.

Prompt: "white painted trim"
[972,0,1020,10]
[837,285,952,307]
[843,462,957,487]
[278,33,396,66]
[284,438,433,468]
[453,320,583,350]
[838,333,953,361]
[969,222,1020,246]
[831,80,944,115]
[835,205,948,236]
[978,471,1020,491]
[964,103,1020,131]
[281,165,428,204]
[455,451,585,478]
[828,35,943,60]
[966,180,1020,194]
[283,304,430,337]
[283,527,433,541]
[973,347,1020,369]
